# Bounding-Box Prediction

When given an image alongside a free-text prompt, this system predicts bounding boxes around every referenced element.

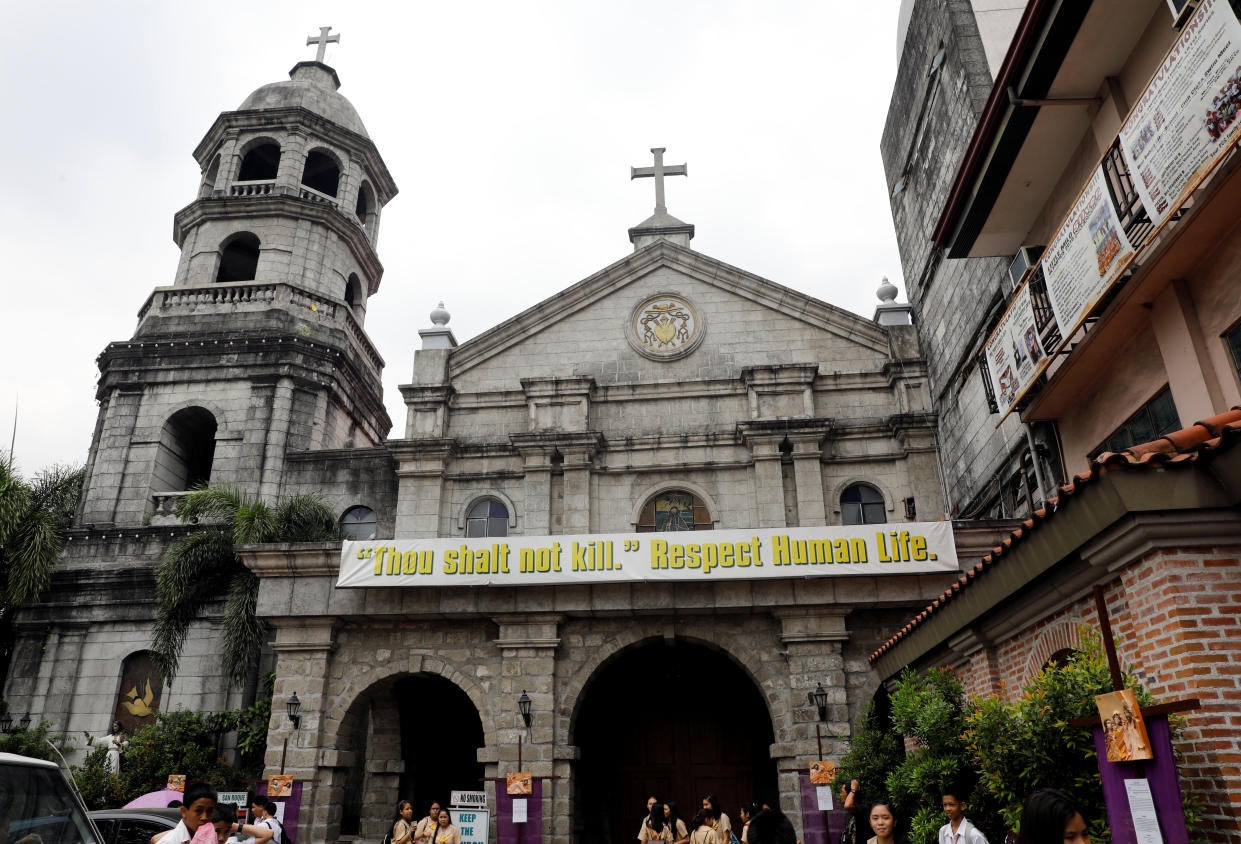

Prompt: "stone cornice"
[239,541,343,578]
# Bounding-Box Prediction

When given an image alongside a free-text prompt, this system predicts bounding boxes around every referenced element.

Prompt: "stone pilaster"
[789,427,830,527]
[491,614,562,844]
[738,426,788,528]
[81,385,143,526]
[392,439,454,538]
[259,376,296,501]
[267,619,339,843]
[773,609,851,841]
[41,622,89,733]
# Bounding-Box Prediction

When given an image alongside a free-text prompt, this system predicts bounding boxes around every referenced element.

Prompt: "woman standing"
[690,810,720,844]
[640,806,673,843]
[390,801,415,844]
[665,802,690,844]
[702,796,731,843]
[867,800,903,844]
[1015,790,1090,844]
[739,803,761,844]
[433,806,461,844]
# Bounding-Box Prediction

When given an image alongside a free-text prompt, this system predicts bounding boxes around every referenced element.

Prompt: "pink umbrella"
[124,788,186,808]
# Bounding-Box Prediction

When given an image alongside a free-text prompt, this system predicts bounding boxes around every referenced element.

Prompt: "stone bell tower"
[77,34,398,528]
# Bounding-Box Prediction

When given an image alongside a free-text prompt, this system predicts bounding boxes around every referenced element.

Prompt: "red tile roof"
[869,407,1241,664]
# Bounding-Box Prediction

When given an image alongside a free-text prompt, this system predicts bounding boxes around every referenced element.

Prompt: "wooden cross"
[307,27,340,63]
[631,147,687,214]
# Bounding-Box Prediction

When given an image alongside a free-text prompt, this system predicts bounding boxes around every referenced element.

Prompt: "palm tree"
[151,485,338,686]
[0,456,85,682]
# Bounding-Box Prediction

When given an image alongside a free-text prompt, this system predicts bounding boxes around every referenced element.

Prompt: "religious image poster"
[167,774,186,793]
[1119,0,1241,225]
[268,774,294,797]
[1096,689,1154,762]
[1042,165,1135,336]
[506,772,533,795]
[984,281,1048,416]
[809,760,836,785]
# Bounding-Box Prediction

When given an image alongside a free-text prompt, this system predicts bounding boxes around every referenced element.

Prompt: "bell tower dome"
[78,37,398,528]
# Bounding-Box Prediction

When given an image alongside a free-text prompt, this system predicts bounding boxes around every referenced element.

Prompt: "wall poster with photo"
[985,282,1048,416]
[1096,688,1154,763]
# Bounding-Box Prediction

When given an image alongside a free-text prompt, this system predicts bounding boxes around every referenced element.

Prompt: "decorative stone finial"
[877,276,898,303]
[430,301,450,326]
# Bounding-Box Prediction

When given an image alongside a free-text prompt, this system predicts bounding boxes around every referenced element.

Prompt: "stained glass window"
[637,491,712,532]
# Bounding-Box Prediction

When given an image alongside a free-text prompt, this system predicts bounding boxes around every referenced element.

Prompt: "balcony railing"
[136,280,384,376]
[229,179,276,197]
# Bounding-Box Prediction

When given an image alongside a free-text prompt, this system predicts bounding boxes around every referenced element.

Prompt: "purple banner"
[256,780,303,843]
[496,779,542,844]
[797,772,845,844]
[1093,715,1187,844]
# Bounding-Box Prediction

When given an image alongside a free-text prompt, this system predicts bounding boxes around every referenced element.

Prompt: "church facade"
[3,49,1002,844]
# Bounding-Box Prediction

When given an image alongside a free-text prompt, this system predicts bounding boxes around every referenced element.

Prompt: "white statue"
[85,720,129,774]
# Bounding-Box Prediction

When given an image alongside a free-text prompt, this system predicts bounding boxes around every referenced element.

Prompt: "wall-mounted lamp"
[808,682,828,722]
[518,690,532,729]
[18,714,30,732]
[0,713,12,734]
[287,693,302,730]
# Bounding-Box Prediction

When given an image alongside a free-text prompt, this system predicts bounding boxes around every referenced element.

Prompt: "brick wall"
[975,547,1241,843]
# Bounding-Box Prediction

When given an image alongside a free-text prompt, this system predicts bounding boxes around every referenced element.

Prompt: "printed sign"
[218,793,249,820]
[267,775,294,798]
[1043,166,1136,335]
[1096,689,1154,762]
[1119,0,1241,224]
[338,523,959,588]
[450,809,490,844]
[513,799,528,824]
[809,761,836,785]
[1124,779,1165,844]
[984,282,1049,415]
[452,790,489,808]
[167,774,185,793]
[506,772,533,795]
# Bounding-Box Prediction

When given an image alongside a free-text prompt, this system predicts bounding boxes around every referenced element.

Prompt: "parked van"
[0,751,102,844]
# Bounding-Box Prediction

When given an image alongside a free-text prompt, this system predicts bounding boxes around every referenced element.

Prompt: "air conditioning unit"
[1167,0,1201,27]
[1007,245,1045,289]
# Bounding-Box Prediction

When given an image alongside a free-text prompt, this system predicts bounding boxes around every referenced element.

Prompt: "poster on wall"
[809,761,836,785]
[1119,0,1241,224]
[1096,689,1154,762]
[506,772,533,795]
[1042,166,1137,334]
[984,282,1048,415]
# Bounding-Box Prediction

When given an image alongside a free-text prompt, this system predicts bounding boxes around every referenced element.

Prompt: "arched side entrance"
[335,672,485,839]
[572,641,778,844]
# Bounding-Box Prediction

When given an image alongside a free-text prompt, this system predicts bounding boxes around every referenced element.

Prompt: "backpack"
[729,831,741,844]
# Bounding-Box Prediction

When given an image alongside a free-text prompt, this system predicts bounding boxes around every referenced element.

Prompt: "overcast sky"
[1,1,908,474]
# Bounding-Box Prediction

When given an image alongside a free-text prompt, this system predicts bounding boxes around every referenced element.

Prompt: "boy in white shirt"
[938,789,989,844]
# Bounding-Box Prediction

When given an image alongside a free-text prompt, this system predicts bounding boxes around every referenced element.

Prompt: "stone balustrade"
[229,179,276,197]
[136,281,384,376]
[149,491,191,526]
[298,185,338,206]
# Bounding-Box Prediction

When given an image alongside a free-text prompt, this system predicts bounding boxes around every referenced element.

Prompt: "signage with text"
[337,523,959,588]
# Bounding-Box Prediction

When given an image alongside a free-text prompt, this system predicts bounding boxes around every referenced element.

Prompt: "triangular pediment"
[448,240,891,382]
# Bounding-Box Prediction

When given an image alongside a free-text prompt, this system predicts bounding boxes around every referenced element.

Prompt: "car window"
[0,762,101,844]
[93,819,117,844]
[115,820,175,844]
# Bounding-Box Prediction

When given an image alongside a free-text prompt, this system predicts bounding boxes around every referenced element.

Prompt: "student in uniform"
[638,796,660,840]
[391,801,416,844]
[665,801,690,844]
[702,796,732,843]
[738,803,761,844]
[154,782,218,844]
[639,805,673,843]
[432,806,461,844]
[414,802,443,844]
[690,809,720,844]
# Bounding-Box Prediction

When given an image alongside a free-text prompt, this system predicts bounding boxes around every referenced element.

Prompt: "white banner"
[985,282,1049,414]
[1119,0,1241,224]
[1043,165,1136,334]
[337,523,959,588]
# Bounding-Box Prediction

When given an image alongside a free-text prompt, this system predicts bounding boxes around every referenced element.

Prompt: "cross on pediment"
[307,26,340,63]
[631,147,687,214]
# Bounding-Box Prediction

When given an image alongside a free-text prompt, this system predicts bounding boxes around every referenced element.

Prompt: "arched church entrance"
[337,673,484,838]
[573,641,777,844]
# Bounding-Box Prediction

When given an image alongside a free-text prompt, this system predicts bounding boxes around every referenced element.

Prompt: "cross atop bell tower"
[306,26,340,63]
[627,146,694,251]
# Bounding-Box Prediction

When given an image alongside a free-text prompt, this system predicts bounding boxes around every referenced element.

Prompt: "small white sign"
[450,809,489,844]
[218,792,249,807]
[452,791,489,809]
[816,786,833,811]
[513,798,528,824]
[1124,778,1164,844]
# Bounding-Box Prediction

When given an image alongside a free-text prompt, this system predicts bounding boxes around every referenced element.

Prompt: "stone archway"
[331,670,486,840]
[570,639,778,844]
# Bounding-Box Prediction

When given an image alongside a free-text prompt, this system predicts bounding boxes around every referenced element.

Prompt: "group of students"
[637,794,799,844]
[149,782,288,844]
[387,800,461,844]
[843,784,1093,844]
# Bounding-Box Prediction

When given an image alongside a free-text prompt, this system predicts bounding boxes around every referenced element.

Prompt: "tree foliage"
[151,485,337,685]
[73,708,250,810]
[836,698,905,812]
[0,715,74,762]
[0,457,84,610]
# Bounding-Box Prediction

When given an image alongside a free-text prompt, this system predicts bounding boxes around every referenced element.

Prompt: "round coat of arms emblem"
[627,294,704,360]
